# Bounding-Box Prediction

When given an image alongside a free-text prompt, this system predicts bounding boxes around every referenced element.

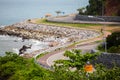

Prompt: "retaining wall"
[75,15,120,22]
[93,53,120,68]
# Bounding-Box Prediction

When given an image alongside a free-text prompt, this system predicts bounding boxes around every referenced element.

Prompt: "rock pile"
[0,22,100,45]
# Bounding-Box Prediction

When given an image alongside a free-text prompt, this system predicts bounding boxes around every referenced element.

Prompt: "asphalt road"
[37,30,111,68]
[47,42,100,66]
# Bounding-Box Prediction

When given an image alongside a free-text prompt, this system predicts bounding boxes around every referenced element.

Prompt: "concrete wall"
[75,15,120,22]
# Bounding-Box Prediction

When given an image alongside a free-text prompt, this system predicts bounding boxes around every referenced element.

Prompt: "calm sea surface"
[0,0,88,25]
[0,0,88,56]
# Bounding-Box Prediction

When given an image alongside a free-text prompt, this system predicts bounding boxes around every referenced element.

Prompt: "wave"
[12,48,19,54]
[30,39,49,46]
[0,35,22,41]
[0,25,6,28]
[0,35,49,55]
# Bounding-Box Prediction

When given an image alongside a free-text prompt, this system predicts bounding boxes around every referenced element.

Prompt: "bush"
[106,31,120,53]
[107,31,120,49]
[108,45,120,53]
[1,51,120,80]
[98,31,120,53]
[0,52,51,80]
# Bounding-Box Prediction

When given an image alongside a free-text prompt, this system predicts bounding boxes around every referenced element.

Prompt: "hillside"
[105,0,120,16]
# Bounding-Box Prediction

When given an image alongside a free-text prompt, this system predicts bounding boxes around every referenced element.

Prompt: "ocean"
[0,0,88,56]
[0,0,88,25]
[0,35,49,56]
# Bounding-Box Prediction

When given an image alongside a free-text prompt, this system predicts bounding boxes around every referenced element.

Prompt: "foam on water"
[0,35,49,56]
[12,48,19,55]
[0,35,22,41]
[0,25,5,28]
[25,39,49,53]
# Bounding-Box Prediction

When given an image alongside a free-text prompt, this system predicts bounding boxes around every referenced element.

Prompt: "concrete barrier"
[47,14,120,25]
[75,15,120,22]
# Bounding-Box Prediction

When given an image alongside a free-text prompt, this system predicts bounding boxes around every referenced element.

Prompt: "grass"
[30,18,120,32]
[36,52,49,60]
[32,19,102,28]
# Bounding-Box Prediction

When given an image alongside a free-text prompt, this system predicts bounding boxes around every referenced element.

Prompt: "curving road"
[36,30,111,68]
[47,42,100,66]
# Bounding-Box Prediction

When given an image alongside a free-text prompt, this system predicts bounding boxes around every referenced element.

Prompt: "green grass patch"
[36,52,49,59]
[35,19,102,28]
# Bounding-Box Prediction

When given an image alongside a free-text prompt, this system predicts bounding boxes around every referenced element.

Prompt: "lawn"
[30,18,120,32]
[31,18,101,28]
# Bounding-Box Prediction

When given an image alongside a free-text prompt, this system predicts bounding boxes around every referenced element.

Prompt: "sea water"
[0,35,49,56]
[0,0,88,25]
[0,0,88,56]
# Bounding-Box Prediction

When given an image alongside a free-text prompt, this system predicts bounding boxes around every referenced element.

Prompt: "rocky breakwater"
[0,25,58,41]
[0,21,101,47]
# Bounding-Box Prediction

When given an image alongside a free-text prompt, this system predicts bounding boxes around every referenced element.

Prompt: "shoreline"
[0,35,50,56]
[0,21,101,57]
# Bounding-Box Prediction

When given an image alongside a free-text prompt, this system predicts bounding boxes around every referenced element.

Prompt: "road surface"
[47,42,100,66]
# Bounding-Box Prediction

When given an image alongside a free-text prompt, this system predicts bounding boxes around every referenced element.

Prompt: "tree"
[77,7,86,15]
[54,49,99,70]
[98,31,120,53]
[108,46,120,53]
[85,0,105,15]
[1,51,120,80]
[53,49,120,80]
[107,31,120,48]
[106,31,120,53]
[55,11,61,16]
[0,52,52,80]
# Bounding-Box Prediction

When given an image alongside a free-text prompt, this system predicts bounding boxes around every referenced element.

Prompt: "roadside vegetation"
[1,0,120,79]
[0,52,52,80]
[77,0,105,16]
[36,52,49,59]
[1,51,120,80]
[98,31,120,53]
[77,0,120,16]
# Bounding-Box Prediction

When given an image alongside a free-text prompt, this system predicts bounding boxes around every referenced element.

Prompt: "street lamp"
[88,16,107,53]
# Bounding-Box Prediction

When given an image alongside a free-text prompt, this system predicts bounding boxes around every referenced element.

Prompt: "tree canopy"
[54,49,99,70]
[86,0,105,15]
[78,0,105,15]
[1,51,120,80]
[107,31,120,53]
[0,52,51,80]
[78,0,120,16]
